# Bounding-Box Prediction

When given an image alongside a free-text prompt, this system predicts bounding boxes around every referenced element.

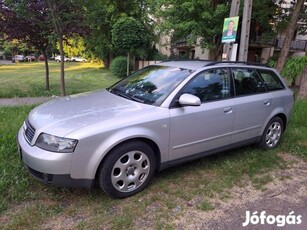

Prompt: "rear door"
[230,67,272,144]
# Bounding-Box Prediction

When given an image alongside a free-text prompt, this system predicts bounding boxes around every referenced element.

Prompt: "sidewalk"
[0,97,52,107]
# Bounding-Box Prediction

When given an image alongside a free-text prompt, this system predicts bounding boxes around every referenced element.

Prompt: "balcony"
[250,35,307,52]
[172,36,307,52]
[171,37,197,49]
[275,38,307,51]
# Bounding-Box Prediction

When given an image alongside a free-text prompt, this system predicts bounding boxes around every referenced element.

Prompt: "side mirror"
[178,93,201,106]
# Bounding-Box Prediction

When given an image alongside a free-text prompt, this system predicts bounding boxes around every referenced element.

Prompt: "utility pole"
[238,0,252,61]
[229,0,240,18]
[222,0,253,62]
[222,0,240,61]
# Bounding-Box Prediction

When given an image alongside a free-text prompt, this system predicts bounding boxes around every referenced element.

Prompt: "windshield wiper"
[110,88,145,103]
[129,95,145,103]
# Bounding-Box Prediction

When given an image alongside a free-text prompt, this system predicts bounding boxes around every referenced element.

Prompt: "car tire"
[98,141,156,198]
[258,117,284,150]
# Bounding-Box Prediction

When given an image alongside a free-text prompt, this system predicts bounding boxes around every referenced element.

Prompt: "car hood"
[28,90,155,137]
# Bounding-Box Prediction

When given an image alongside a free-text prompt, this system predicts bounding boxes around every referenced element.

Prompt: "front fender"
[70,123,170,179]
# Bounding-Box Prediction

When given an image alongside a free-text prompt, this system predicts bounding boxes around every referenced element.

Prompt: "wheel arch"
[94,138,162,183]
[274,113,287,131]
[263,107,289,134]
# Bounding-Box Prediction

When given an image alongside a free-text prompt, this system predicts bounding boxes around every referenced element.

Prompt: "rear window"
[256,69,285,91]
[232,68,266,96]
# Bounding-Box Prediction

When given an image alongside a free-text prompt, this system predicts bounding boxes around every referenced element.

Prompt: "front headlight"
[36,133,78,153]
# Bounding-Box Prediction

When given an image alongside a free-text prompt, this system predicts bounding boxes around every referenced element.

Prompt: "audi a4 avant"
[17,60,294,198]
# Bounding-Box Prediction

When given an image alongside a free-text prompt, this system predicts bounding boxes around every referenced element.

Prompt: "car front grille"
[24,119,36,143]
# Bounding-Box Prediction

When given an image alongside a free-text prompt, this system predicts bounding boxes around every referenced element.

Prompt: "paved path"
[0,60,14,65]
[0,97,52,107]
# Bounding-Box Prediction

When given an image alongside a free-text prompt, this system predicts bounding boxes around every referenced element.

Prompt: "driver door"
[169,68,235,161]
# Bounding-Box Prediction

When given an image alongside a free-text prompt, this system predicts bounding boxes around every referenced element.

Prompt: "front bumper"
[17,128,93,188]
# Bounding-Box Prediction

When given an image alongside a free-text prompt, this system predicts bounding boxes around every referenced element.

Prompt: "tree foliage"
[46,0,87,96]
[268,56,307,86]
[153,0,230,59]
[0,0,53,90]
[276,0,305,73]
[0,0,87,96]
[274,0,307,35]
[62,36,86,58]
[152,0,304,60]
[112,16,150,75]
[83,0,155,67]
[112,17,150,54]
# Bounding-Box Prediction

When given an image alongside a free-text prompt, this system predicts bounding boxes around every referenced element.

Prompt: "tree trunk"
[109,52,113,68]
[214,42,223,61]
[298,66,307,99]
[46,0,65,96]
[58,35,66,96]
[127,52,130,76]
[276,0,304,73]
[42,50,50,91]
[103,52,113,69]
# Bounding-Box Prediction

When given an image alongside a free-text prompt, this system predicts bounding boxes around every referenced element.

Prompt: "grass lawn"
[0,61,119,98]
[0,100,306,229]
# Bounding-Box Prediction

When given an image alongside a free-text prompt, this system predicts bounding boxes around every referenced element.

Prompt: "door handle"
[264,100,271,106]
[224,107,233,114]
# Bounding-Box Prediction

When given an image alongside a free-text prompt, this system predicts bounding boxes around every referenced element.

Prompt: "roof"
[155,60,214,70]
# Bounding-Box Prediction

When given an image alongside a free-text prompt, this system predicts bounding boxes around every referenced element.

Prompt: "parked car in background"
[38,55,46,61]
[12,55,25,63]
[25,55,36,62]
[17,61,294,198]
[55,55,70,62]
[71,56,87,62]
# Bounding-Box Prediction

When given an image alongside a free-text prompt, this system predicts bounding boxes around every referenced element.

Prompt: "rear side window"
[257,69,285,91]
[232,68,266,96]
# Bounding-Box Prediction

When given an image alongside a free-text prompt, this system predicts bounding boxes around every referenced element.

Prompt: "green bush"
[268,56,307,86]
[153,52,168,61]
[110,56,134,78]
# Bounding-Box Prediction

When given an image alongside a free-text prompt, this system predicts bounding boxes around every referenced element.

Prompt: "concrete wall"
[135,60,162,70]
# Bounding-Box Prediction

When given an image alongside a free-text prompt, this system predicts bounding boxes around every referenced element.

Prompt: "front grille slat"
[24,119,36,143]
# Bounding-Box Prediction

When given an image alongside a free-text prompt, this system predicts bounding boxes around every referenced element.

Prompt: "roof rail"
[205,61,269,67]
[160,59,212,63]
[160,59,270,67]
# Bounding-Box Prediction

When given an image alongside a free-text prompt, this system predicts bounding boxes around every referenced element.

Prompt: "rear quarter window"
[256,69,285,91]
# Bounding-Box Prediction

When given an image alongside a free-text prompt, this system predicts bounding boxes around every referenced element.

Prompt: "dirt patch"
[41,214,88,230]
[172,153,307,229]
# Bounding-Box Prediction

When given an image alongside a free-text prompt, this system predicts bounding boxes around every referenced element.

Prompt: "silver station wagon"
[17,61,294,198]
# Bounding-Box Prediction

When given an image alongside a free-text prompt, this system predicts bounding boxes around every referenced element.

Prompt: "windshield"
[109,65,192,106]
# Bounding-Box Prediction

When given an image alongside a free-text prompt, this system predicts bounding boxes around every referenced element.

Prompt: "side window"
[257,69,285,91]
[232,68,266,96]
[183,68,229,102]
